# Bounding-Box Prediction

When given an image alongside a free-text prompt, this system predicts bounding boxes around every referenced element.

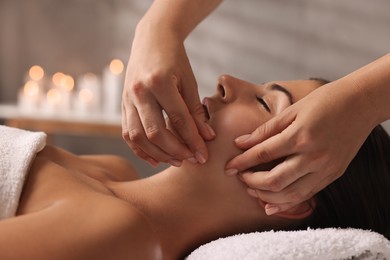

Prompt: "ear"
[273,199,316,220]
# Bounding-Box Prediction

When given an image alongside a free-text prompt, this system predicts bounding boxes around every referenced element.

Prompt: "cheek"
[211,106,264,141]
[206,104,269,161]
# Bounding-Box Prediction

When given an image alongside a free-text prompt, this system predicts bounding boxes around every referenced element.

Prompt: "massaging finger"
[235,108,296,149]
[121,102,131,143]
[126,79,194,163]
[242,155,308,192]
[134,91,196,161]
[165,117,185,143]
[226,129,294,173]
[259,156,343,206]
[180,63,216,141]
[121,103,151,160]
[128,142,159,167]
[124,103,173,163]
[121,105,159,166]
[121,92,138,145]
[127,75,193,162]
[154,76,208,163]
[262,173,331,212]
[255,172,318,206]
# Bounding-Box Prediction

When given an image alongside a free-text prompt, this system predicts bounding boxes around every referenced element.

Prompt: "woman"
[122,0,390,215]
[1,75,389,259]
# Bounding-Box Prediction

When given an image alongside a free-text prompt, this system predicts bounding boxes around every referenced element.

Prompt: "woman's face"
[203,74,322,161]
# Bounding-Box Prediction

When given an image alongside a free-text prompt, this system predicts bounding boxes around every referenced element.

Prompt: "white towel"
[187,228,390,260]
[0,125,46,220]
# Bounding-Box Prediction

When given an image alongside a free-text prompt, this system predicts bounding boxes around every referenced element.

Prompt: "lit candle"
[44,88,63,114]
[52,72,74,112]
[17,80,43,112]
[102,59,124,115]
[62,74,75,112]
[19,65,48,112]
[75,73,101,114]
[24,65,46,88]
[52,72,66,87]
[29,65,45,81]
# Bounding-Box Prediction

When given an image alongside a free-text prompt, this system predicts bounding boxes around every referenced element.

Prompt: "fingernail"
[235,134,251,144]
[205,123,216,137]
[225,168,238,176]
[247,188,258,198]
[195,151,207,164]
[167,159,182,167]
[186,157,198,164]
[146,158,159,168]
[265,205,279,216]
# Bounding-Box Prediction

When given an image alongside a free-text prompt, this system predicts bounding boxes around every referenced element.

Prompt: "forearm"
[137,0,222,41]
[338,53,390,127]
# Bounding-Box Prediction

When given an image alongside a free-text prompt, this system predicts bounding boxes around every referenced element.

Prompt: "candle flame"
[53,73,74,92]
[79,89,94,103]
[109,59,124,75]
[23,81,40,97]
[63,75,74,92]
[52,72,65,87]
[47,88,62,104]
[29,65,44,81]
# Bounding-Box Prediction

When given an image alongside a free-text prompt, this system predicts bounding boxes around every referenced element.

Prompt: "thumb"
[181,67,216,141]
[190,100,216,140]
[235,108,297,149]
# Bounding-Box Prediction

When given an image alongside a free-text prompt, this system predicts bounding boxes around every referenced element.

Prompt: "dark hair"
[304,125,390,239]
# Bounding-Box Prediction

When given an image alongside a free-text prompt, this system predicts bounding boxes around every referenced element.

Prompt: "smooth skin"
[226,53,390,214]
[122,0,222,167]
[122,0,390,214]
[1,77,320,259]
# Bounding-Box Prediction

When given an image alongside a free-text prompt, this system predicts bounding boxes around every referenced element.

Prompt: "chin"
[206,134,243,165]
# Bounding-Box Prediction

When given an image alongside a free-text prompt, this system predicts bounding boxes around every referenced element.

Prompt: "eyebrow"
[270,84,293,104]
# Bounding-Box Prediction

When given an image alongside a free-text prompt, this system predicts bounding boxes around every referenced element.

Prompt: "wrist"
[337,77,379,130]
[340,53,390,126]
[135,0,222,43]
[136,0,199,42]
[135,15,185,43]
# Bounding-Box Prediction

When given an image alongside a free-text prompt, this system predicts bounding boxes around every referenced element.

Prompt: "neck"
[110,159,290,259]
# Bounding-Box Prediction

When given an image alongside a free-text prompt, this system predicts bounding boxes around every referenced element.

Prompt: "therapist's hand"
[225,79,375,215]
[122,30,215,167]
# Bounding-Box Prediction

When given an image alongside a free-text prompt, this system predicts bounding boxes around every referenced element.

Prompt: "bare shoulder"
[1,197,161,259]
[38,145,139,181]
[80,154,140,181]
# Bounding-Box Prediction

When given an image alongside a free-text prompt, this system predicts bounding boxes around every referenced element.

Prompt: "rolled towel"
[187,228,390,260]
[0,125,46,220]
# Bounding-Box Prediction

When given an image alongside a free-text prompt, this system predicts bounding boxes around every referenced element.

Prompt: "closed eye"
[256,96,271,112]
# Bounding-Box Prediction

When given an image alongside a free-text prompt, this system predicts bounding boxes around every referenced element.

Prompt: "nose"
[217,75,236,103]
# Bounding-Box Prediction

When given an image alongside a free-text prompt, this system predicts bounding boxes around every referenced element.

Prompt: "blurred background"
[0,0,389,177]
